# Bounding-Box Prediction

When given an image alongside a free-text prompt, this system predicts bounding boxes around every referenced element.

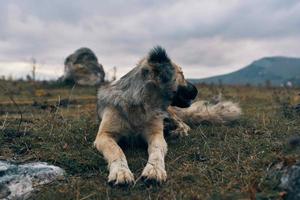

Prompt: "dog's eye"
[141,68,150,77]
[160,73,173,83]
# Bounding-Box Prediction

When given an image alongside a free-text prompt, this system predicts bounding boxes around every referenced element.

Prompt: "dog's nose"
[187,81,198,100]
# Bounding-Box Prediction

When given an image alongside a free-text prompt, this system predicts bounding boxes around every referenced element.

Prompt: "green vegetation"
[0,80,299,199]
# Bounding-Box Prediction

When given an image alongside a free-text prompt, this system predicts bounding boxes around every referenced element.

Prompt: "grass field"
[0,80,299,200]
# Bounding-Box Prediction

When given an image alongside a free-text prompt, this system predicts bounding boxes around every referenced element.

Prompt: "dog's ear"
[148,46,171,64]
[147,46,174,83]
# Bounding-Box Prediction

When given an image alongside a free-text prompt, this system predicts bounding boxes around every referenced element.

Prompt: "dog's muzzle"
[171,81,198,108]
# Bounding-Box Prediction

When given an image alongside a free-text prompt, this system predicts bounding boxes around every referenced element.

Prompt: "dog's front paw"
[169,122,191,137]
[141,163,167,184]
[108,165,134,186]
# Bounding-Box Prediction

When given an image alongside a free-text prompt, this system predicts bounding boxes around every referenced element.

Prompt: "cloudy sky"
[0,0,300,80]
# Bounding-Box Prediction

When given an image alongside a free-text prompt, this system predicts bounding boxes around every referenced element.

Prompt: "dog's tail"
[172,100,242,127]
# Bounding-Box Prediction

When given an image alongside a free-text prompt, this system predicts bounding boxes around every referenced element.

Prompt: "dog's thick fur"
[94,46,241,185]
[166,99,241,137]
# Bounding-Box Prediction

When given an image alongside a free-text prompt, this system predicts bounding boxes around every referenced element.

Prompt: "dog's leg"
[167,107,191,137]
[141,119,167,183]
[94,109,134,185]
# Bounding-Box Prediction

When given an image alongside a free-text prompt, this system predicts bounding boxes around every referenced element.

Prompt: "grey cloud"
[0,0,299,79]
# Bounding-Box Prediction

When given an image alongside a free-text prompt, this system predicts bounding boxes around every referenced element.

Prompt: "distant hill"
[192,56,300,86]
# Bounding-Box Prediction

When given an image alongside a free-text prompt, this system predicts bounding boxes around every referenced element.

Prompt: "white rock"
[0,161,65,200]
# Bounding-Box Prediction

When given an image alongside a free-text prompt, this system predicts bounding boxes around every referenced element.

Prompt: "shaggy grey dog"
[94,46,241,185]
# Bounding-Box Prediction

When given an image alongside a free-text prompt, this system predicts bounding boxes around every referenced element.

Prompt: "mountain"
[193,56,300,86]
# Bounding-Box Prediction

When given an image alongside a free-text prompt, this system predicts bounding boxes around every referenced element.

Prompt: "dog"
[94,46,241,185]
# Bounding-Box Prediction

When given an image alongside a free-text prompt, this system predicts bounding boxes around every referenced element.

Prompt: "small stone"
[63,143,68,150]
[288,135,300,148]
[280,162,300,200]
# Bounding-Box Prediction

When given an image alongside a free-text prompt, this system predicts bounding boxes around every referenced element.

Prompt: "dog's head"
[170,63,198,108]
[140,46,198,108]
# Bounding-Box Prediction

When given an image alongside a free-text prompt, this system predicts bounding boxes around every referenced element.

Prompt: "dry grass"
[0,80,299,200]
